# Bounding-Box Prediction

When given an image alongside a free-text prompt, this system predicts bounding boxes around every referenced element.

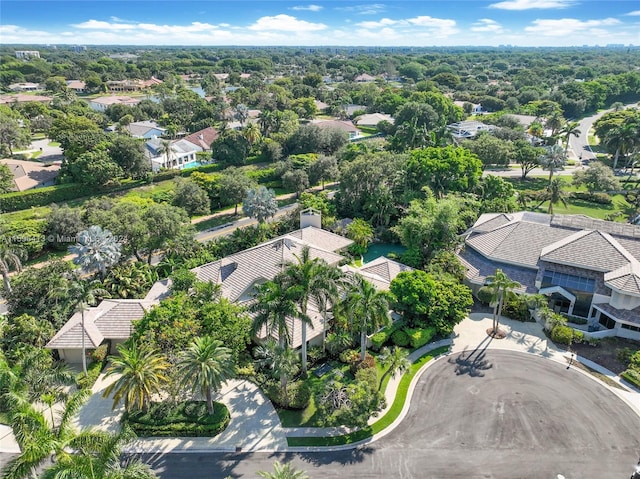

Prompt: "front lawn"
[122,400,230,437]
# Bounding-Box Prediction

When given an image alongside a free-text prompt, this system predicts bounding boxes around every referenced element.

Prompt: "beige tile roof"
[540,230,634,272]
[287,226,353,252]
[604,262,640,297]
[45,300,154,349]
[1,159,60,191]
[194,234,346,303]
[359,256,413,283]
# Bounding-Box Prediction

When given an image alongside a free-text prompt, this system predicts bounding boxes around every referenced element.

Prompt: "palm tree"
[344,274,391,361]
[0,243,22,295]
[102,343,169,413]
[250,278,306,349]
[50,278,109,375]
[378,346,411,392]
[560,121,581,157]
[486,269,520,337]
[545,111,565,137]
[176,336,234,415]
[69,225,122,279]
[257,461,309,479]
[604,121,639,170]
[280,246,340,375]
[3,389,90,479]
[539,144,566,183]
[255,339,300,397]
[234,104,249,126]
[157,139,175,169]
[39,427,157,479]
[537,178,569,215]
[258,110,276,136]
[243,122,261,146]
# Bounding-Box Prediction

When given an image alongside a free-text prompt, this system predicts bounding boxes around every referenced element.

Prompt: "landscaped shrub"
[570,191,613,205]
[370,328,392,351]
[476,286,493,305]
[350,352,376,375]
[338,349,360,364]
[123,400,230,437]
[563,314,588,325]
[266,381,311,410]
[90,344,109,363]
[307,346,326,366]
[404,327,436,349]
[77,357,107,390]
[235,362,256,379]
[391,330,410,347]
[630,350,640,369]
[621,368,640,389]
[550,324,581,345]
[502,295,534,322]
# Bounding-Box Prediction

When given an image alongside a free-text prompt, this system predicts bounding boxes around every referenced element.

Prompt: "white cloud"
[626,10,640,16]
[471,18,504,33]
[336,4,386,15]
[291,5,323,12]
[489,0,574,10]
[525,17,621,36]
[248,14,326,32]
[356,15,457,37]
[73,20,133,30]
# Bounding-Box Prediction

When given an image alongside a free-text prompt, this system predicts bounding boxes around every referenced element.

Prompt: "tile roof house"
[125,120,166,139]
[65,80,86,93]
[0,159,60,191]
[46,300,155,363]
[458,212,640,341]
[310,119,362,139]
[0,94,52,105]
[183,127,220,151]
[145,138,202,172]
[89,95,141,112]
[354,113,394,127]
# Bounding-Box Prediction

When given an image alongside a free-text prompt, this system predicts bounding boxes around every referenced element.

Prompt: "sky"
[1,0,639,47]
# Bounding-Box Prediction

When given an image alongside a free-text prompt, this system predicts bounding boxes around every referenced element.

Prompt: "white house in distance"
[145,138,202,172]
[89,95,141,112]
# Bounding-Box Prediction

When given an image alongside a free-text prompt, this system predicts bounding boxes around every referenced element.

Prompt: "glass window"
[542,270,595,293]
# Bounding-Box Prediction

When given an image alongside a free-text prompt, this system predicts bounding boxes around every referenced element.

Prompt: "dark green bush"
[123,400,230,437]
[339,349,360,364]
[77,357,107,390]
[630,350,640,369]
[550,324,583,345]
[391,330,410,347]
[370,329,392,351]
[502,295,534,322]
[404,327,436,349]
[570,191,613,205]
[265,381,311,410]
[476,286,494,305]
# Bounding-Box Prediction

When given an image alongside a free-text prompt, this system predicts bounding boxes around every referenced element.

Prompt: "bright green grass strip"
[286,346,449,447]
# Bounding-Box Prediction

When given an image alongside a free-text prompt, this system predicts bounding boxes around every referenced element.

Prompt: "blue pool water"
[182,161,204,169]
[362,243,406,264]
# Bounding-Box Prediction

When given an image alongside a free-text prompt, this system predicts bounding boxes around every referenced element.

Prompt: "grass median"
[286,345,449,447]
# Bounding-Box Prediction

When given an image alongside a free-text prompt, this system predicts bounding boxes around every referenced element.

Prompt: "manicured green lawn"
[286,346,449,446]
[47,141,60,147]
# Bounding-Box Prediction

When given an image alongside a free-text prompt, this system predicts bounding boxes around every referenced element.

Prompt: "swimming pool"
[182,160,204,169]
[362,243,406,263]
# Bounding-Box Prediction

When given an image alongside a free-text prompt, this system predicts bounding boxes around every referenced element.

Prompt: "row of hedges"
[123,400,230,437]
[76,344,109,390]
[621,368,640,389]
[569,191,613,205]
[370,323,436,351]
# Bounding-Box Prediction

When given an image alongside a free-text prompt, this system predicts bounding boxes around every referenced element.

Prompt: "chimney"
[300,208,321,229]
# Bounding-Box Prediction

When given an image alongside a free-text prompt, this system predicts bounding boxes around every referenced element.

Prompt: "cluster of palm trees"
[250,246,392,394]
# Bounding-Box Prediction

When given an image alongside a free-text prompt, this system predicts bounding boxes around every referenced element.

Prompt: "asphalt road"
[138,350,640,479]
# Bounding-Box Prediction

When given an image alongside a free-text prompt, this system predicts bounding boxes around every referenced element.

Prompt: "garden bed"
[122,400,230,437]
[557,337,640,374]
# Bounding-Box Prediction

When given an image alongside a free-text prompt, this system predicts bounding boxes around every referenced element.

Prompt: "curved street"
[139,349,640,479]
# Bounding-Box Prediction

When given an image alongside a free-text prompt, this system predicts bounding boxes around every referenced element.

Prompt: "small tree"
[486,269,520,338]
[0,163,14,193]
[243,186,278,223]
[346,218,374,256]
[378,346,410,392]
[69,225,122,279]
[172,178,211,217]
[572,161,620,192]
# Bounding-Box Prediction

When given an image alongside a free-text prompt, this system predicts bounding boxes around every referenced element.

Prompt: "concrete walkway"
[68,313,640,454]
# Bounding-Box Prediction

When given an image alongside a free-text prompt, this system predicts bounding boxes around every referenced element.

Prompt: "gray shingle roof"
[540,231,633,272]
[604,263,640,297]
[45,312,104,349]
[467,220,573,268]
[593,303,640,326]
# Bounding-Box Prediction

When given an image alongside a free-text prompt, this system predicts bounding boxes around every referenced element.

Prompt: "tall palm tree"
[604,121,639,170]
[0,243,22,295]
[280,246,340,374]
[102,343,169,413]
[257,461,309,479]
[254,339,300,397]
[250,278,305,349]
[560,121,581,157]
[243,122,261,146]
[537,178,569,215]
[50,278,109,375]
[39,427,157,479]
[539,144,566,184]
[344,274,391,361]
[157,139,175,169]
[545,111,565,137]
[177,336,234,415]
[3,389,90,479]
[486,269,520,337]
[68,225,122,279]
[258,110,276,136]
[378,346,411,392]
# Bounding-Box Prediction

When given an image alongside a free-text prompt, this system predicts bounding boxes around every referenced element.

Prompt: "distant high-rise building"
[71,45,87,52]
[15,50,40,59]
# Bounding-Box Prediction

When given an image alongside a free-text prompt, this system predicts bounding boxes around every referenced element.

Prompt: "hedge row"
[124,400,230,437]
[371,324,436,351]
[621,368,640,389]
[569,191,613,205]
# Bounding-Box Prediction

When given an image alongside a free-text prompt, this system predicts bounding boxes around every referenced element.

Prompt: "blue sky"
[1,1,639,47]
